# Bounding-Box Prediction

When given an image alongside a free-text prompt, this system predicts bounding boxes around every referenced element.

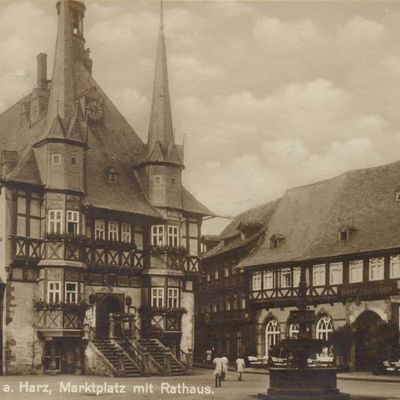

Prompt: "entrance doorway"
[96,294,124,338]
[353,310,381,371]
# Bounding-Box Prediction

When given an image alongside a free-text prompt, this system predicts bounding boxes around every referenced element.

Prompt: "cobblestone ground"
[0,369,399,400]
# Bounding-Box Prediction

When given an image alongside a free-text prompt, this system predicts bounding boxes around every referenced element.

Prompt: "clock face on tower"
[86,97,104,122]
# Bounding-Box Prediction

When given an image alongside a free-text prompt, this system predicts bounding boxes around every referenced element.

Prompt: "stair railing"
[179,348,193,372]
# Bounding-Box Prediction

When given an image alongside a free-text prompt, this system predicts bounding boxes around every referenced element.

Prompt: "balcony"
[34,301,89,337]
[148,246,200,273]
[13,236,42,264]
[140,306,186,333]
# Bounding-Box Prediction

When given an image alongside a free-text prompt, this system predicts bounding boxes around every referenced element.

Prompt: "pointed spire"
[147,1,175,155]
[46,0,76,134]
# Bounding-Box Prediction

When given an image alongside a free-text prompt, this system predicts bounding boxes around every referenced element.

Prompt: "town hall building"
[0,0,212,375]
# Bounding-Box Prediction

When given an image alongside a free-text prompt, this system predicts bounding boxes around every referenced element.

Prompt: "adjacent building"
[197,162,400,370]
[0,0,212,375]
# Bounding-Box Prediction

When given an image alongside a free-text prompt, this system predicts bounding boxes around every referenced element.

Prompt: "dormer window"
[396,192,400,202]
[106,167,118,184]
[339,229,349,241]
[270,234,284,249]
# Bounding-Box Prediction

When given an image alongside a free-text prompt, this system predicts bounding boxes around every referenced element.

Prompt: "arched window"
[288,323,299,339]
[265,319,280,357]
[316,316,333,341]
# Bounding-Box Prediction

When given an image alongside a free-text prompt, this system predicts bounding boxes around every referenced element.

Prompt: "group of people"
[211,354,246,387]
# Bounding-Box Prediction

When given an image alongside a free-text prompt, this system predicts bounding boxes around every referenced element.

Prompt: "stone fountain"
[258,271,350,400]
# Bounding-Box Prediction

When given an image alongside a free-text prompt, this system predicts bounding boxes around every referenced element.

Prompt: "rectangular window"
[226,299,231,311]
[349,260,363,283]
[167,288,179,308]
[65,282,78,303]
[293,267,301,288]
[224,267,230,278]
[152,225,165,246]
[329,262,343,285]
[121,223,131,243]
[263,270,273,289]
[168,225,179,247]
[280,268,291,288]
[151,288,164,308]
[95,220,105,240]
[313,264,326,286]
[51,154,61,165]
[390,255,400,279]
[214,269,219,280]
[134,225,143,250]
[252,272,262,291]
[153,175,162,185]
[48,210,63,234]
[48,281,61,303]
[108,221,119,241]
[67,211,79,235]
[369,257,384,281]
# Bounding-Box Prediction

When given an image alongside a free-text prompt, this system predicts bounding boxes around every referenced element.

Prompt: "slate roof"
[238,160,400,269]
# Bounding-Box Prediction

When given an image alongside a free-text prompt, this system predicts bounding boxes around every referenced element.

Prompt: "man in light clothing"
[236,356,245,381]
[213,356,224,387]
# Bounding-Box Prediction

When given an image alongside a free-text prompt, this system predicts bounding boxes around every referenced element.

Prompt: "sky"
[1,0,400,234]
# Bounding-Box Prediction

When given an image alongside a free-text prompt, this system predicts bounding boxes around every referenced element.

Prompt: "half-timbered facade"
[0,0,211,375]
[197,162,400,370]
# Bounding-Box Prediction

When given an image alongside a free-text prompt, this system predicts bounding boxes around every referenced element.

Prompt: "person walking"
[221,355,228,381]
[213,355,223,387]
[206,349,212,364]
[236,355,245,381]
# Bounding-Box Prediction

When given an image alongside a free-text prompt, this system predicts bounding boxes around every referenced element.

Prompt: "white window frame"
[349,259,363,283]
[66,210,79,235]
[329,262,343,285]
[280,268,291,288]
[65,282,78,304]
[167,288,179,308]
[288,323,299,339]
[152,225,165,246]
[48,281,61,303]
[369,257,384,281]
[293,267,301,288]
[252,272,262,291]
[316,316,333,341]
[312,264,326,286]
[265,319,280,358]
[263,269,274,289]
[390,255,400,279]
[121,223,131,243]
[151,287,164,308]
[108,221,119,241]
[95,219,105,240]
[48,210,63,234]
[168,225,179,247]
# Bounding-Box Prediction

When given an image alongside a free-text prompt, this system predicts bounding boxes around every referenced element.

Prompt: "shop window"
[265,319,280,358]
[167,288,179,308]
[65,282,78,303]
[390,255,400,278]
[48,210,63,234]
[349,259,363,283]
[152,225,165,246]
[48,281,61,303]
[369,257,384,281]
[108,221,119,241]
[67,211,79,234]
[329,262,343,285]
[316,316,333,341]
[95,219,105,240]
[43,342,62,373]
[151,288,164,308]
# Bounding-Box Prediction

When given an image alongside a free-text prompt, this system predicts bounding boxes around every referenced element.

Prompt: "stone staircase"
[93,338,142,377]
[138,338,187,375]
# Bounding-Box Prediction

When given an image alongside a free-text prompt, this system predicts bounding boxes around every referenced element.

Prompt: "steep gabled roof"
[239,160,400,268]
[7,149,42,186]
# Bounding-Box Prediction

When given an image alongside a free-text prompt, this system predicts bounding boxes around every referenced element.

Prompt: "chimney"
[37,53,47,90]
